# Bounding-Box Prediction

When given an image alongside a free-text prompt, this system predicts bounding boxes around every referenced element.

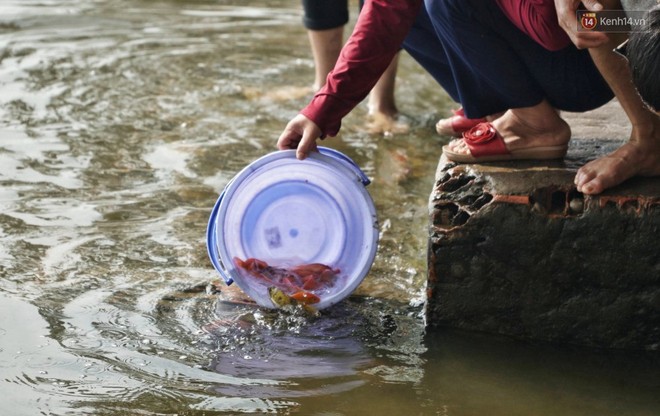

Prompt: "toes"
[446,138,468,153]
[575,165,600,194]
[580,177,606,195]
[575,167,590,188]
[436,118,453,135]
[575,156,630,195]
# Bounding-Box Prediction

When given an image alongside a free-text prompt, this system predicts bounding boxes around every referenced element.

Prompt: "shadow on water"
[204,297,411,394]
[1,0,660,415]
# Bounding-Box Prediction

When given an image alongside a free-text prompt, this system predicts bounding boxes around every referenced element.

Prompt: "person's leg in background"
[303,0,346,92]
[302,0,403,131]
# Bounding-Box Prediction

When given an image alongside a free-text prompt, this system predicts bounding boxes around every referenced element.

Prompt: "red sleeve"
[300,0,423,138]
[495,0,571,51]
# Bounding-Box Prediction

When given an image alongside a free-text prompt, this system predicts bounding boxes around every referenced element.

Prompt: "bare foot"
[367,95,409,135]
[445,100,571,157]
[366,110,410,135]
[367,87,399,121]
[366,51,400,131]
[575,140,660,194]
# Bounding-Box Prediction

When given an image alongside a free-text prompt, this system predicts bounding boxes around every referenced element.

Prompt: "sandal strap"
[451,108,487,133]
[462,122,509,158]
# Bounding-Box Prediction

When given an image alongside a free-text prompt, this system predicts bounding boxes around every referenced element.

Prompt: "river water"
[0,1,658,415]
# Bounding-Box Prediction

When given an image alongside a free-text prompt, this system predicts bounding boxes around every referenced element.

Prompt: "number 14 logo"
[580,12,598,30]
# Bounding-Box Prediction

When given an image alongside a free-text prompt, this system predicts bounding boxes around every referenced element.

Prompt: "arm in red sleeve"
[496,0,571,51]
[300,0,423,137]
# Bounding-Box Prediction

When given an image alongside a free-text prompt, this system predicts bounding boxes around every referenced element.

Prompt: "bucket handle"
[206,187,234,285]
[318,147,371,186]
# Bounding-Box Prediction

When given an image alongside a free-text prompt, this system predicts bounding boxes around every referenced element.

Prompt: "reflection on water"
[0,0,659,415]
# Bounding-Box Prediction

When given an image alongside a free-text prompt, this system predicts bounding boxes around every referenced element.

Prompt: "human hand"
[554,0,609,49]
[277,114,322,160]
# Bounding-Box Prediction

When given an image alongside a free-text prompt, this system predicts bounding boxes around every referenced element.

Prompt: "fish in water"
[268,287,320,316]
[234,257,340,307]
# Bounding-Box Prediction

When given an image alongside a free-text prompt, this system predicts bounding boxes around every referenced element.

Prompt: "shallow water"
[0,1,658,415]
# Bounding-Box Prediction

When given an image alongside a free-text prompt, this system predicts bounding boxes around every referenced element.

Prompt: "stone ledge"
[426,101,660,350]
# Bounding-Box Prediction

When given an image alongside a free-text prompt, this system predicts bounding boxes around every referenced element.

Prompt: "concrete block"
[426,101,660,350]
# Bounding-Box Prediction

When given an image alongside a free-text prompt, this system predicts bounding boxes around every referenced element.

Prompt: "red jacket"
[300,0,570,137]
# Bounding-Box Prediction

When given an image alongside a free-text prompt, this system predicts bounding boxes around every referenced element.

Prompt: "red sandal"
[442,122,569,163]
[435,108,487,137]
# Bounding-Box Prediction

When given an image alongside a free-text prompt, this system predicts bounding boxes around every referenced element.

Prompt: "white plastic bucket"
[206,147,378,310]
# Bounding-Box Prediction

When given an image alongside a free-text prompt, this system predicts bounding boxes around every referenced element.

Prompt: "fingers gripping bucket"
[206,147,378,310]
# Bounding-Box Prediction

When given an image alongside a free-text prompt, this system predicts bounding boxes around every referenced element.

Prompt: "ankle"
[630,113,660,138]
[507,108,566,133]
[368,101,398,118]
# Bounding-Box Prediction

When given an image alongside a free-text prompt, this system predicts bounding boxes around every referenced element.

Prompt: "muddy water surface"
[0,1,659,415]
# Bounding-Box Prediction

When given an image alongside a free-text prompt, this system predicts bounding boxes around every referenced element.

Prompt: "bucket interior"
[211,150,378,309]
